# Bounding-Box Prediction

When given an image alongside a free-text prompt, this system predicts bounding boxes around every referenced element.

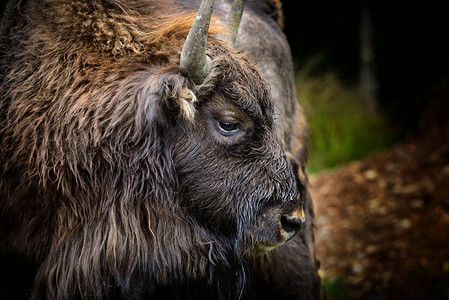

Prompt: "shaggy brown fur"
[0,0,322,299]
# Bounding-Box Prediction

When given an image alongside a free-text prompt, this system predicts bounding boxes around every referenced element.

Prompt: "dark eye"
[217,121,240,135]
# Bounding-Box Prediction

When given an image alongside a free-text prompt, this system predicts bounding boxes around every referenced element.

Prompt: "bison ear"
[148,67,197,124]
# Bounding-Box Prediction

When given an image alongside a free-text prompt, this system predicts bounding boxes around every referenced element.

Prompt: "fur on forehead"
[196,45,275,126]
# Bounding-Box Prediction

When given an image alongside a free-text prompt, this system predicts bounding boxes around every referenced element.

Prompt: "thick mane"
[21,0,226,57]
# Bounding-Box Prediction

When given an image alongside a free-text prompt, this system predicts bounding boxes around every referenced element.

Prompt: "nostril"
[280,215,305,241]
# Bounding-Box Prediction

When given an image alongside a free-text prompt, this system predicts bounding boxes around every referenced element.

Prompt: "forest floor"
[310,121,449,299]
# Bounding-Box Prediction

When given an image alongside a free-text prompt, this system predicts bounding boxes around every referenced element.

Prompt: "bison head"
[145,42,306,300]
[150,0,306,257]
[168,50,305,253]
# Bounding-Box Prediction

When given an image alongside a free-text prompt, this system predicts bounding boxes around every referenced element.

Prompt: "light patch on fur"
[292,208,306,221]
[176,88,197,122]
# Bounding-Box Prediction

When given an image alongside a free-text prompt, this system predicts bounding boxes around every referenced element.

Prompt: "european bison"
[0,0,323,298]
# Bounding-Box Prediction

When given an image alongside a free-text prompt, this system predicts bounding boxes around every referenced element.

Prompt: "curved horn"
[180,0,215,84]
[226,0,246,46]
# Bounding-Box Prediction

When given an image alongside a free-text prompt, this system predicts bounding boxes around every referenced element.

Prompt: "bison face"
[161,49,305,256]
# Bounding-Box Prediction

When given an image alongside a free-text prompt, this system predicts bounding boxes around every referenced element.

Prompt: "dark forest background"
[281,3,449,299]
[282,1,449,135]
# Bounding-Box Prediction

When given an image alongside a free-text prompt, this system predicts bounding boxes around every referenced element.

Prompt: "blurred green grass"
[323,277,349,300]
[296,64,398,174]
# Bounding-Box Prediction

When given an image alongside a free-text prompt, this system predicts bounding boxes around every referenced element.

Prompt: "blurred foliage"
[284,1,449,136]
[296,57,398,174]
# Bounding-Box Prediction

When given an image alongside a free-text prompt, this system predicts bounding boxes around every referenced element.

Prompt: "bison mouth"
[250,207,306,254]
